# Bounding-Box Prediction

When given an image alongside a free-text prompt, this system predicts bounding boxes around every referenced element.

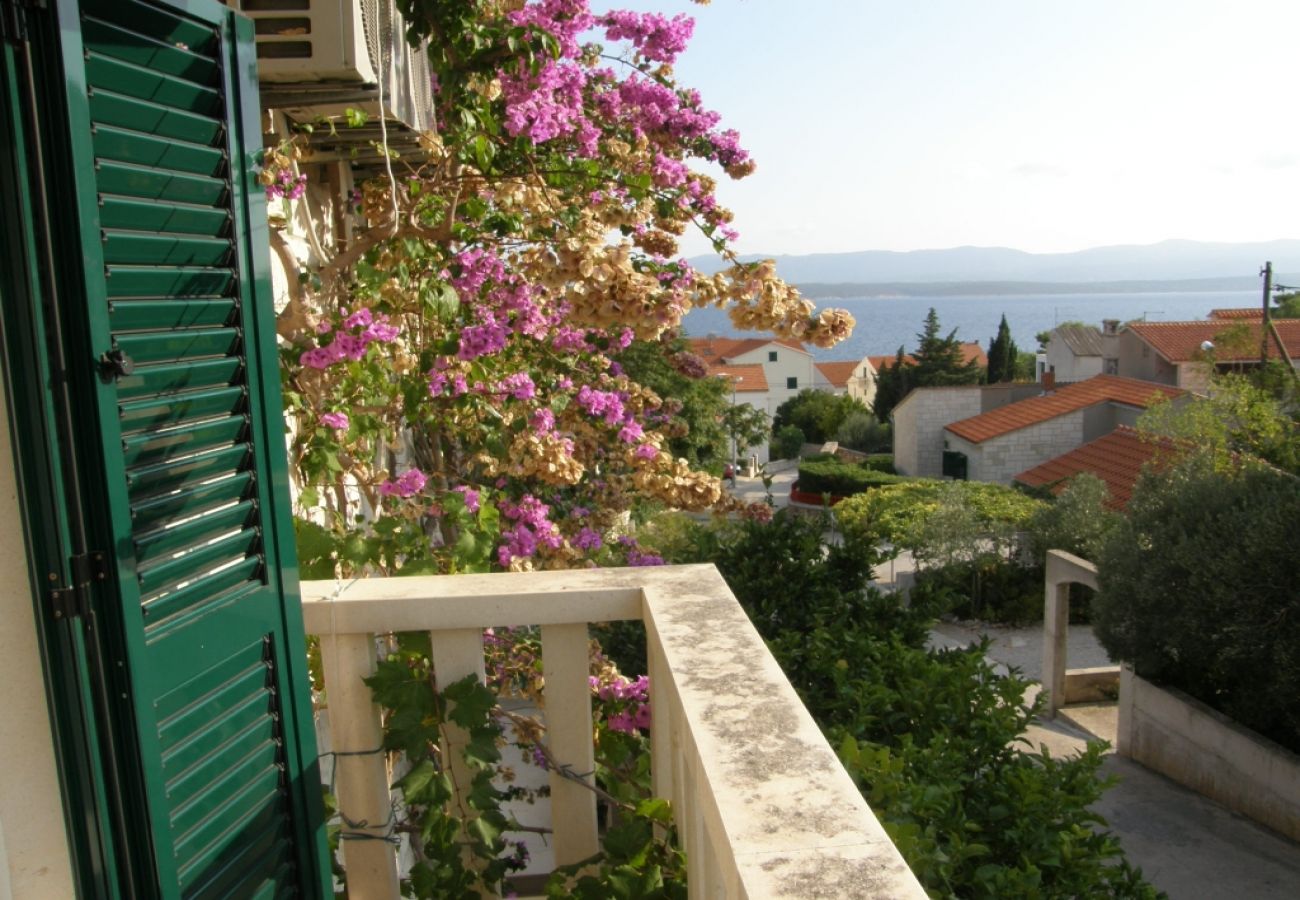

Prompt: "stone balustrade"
[301,564,926,899]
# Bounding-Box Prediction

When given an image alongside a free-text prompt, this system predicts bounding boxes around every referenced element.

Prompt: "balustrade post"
[540,622,599,866]
[319,632,400,899]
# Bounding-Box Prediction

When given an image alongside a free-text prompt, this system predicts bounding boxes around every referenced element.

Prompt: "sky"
[613,0,1300,257]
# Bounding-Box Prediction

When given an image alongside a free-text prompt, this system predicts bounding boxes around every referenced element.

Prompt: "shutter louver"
[85,0,267,635]
[30,0,329,894]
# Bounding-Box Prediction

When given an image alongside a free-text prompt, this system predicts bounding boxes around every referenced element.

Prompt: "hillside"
[688,239,1300,285]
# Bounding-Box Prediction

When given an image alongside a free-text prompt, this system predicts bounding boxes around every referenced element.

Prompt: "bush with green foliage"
[1027,473,1121,564]
[837,479,1043,550]
[772,424,806,460]
[651,511,1158,898]
[796,459,913,496]
[862,453,896,473]
[1094,454,1300,752]
[772,389,871,443]
[835,411,892,452]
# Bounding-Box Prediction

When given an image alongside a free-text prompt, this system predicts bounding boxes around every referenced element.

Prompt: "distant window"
[769,350,778,362]
[787,376,798,389]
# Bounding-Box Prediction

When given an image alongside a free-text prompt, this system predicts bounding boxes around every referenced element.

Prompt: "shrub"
[837,479,1043,549]
[773,424,805,460]
[862,453,896,474]
[667,512,1159,898]
[1094,454,1300,751]
[1026,472,1121,564]
[796,458,912,496]
[835,411,891,452]
[773,389,871,443]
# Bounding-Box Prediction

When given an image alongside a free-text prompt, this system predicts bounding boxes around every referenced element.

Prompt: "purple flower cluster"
[451,484,480,514]
[265,168,306,201]
[299,308,401,369]
[575,385,626,425]
[498,494,563,567]
[494,372,536,401]
[379,467,427,499]
[319,411,349,431]
[589,672,651,734]
[598,10,694,64]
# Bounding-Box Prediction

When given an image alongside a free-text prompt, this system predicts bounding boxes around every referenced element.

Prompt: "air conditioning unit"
[231,0,435,134]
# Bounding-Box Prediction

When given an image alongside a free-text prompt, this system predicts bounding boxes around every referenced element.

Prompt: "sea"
[680,289,1265,362]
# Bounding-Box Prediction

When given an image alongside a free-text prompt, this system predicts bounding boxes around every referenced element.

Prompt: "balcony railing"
[302,564,927,899]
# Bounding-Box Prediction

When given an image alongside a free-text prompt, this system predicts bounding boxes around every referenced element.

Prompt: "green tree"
[772,389,871,444]
[986,313,1019,383]
[616,337,729,466]
[1272,291,1300,318]
[1137,373,1300,474]
[872,346,913,422]
[1094,453,1300,751]
[773,425,806,460]
[912,308,984,386]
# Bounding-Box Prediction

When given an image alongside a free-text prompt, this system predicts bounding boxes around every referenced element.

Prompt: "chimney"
[1102,319,1119,335]
[1042,370,1056,392]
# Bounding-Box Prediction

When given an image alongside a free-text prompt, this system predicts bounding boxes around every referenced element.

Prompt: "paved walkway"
[940,630,1300,899]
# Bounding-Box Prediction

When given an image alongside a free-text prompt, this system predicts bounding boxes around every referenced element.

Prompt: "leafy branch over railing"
[362,647,685,899]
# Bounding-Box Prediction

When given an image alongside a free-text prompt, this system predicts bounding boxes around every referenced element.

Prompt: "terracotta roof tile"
[689,336,808,364]
[1126,319,1300,363]
[1208,307,1264,320]
[707,363,767,393]
[1013,426,1181,509]
[814,360,860,387]
[866,343,986,371]
[945,375,1183,444]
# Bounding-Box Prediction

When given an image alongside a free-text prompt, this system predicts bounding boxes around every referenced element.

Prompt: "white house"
[814,358,876,406]
[690,336,816,416]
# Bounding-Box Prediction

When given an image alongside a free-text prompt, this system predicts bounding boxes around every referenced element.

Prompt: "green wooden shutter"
[22,0,330,895]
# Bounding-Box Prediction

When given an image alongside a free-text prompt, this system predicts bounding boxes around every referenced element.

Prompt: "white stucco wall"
[892,387,983,478]
[0,389,75,899]
[954,409,1088,484]
[1044,340,1103,382]
[729,345,815,415]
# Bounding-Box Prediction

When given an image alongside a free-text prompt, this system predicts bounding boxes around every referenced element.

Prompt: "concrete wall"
[1116,330,1180,386]
[1118,667,1300,843]
[1044,340,1103,382]
[0,388,75,899]
[892,387,983,478]
[955,409,1087,484]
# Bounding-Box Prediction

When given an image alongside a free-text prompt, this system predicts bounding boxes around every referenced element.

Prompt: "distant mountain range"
[687,239,1300,292]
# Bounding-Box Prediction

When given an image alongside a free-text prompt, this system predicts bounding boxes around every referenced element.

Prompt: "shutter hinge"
[50,551,107,620]
[0,0,43,45]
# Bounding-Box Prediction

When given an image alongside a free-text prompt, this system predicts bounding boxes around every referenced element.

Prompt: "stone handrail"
[301,564,926,899]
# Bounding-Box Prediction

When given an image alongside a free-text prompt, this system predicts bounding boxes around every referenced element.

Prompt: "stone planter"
[1117,665,1300,842]
[787,480,847,507]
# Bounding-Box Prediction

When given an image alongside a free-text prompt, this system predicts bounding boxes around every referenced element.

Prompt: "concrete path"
[941,629,1300,899]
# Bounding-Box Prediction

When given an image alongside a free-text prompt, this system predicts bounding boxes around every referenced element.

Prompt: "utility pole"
[1261,261,1273,367]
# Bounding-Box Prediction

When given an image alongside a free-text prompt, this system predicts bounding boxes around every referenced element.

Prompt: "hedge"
[796,459,913,496]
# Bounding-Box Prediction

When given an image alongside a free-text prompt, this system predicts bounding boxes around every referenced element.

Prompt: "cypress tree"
[987,314,1018,383]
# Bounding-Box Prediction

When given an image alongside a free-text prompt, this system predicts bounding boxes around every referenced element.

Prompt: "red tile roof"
[1125,319,1300,363]
[689,336,808,365]
[707,363,768,393]
[945,375,1183,444]
[1012,426,1181,509]
[958,341,989,368]
[814,360,861,388]
[866,342,987,371]
[1208,307,1264,320]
